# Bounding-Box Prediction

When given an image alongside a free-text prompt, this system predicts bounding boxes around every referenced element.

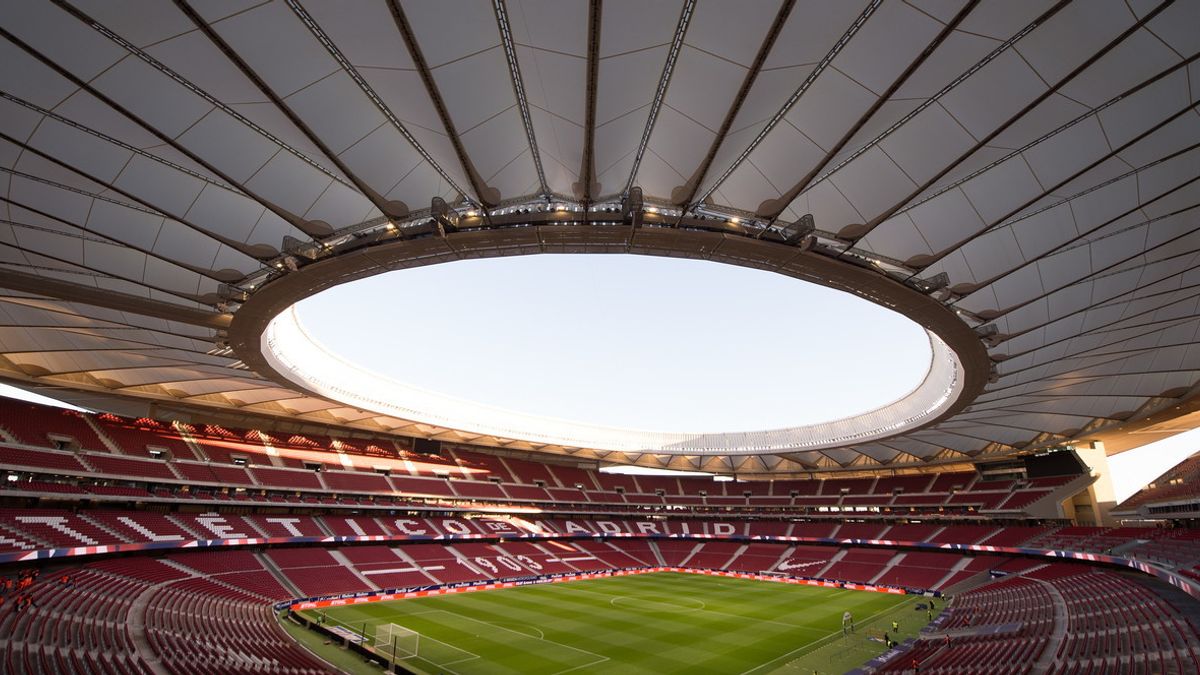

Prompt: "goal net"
[374,623,420,660]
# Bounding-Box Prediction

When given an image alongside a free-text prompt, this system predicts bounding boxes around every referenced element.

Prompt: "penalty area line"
[424,608,610,665]
[736,597,910,675]
[563,583,827,635]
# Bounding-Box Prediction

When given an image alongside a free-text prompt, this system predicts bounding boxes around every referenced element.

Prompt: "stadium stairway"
[930,557,973,591]
[813,548,847,578]
[868,551,905,585]
[126,577,180,675]
[326,549,379,590]
[255,553,304,598]
[880,565,1200,674]
[81,416,125,456]
[1034,580,1070,673]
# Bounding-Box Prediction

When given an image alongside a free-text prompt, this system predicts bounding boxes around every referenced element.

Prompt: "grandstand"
[0,396,1198,672]
[3,1,1200,672]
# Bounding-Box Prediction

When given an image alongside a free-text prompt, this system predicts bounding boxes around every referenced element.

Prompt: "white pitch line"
[736,597,915,675]
[609,594,707,612]
[438,652,483,668]
[562,583,828,635]
[550,655,612,675]
[425,609,609,662]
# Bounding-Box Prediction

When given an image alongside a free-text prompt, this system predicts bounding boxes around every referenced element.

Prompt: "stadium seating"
[1,403,1095,518]
[822,548,897,584]
[874,551,962,590]
[0,396,1198,673]
[0,399,108,452]
[0,552,333,674]
[725,543,789,572]
[0,521,1195,675]
[91,414,200,460]
[1126,530,1200,570]
[267,548,370,597]
[1115,451,1200,513]
[403,543,488,584]
[678,542,742,569]
[148,581,330,674]
[881,564,1200,674]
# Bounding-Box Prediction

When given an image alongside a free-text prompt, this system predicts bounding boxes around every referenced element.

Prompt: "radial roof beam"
[493,0,551,200]
[686,0,883,213]
[0,191,235,286]
[879,51,1200,257]
[999,285,1200,362]
[752,0,986,226]
[386,0,500,208]
[173,0,402,223]
[0,238,212,308]
[0,91,238,197]
[671,0,795,212]
[950,143,1200,316]
[906,98,1200,280]
[33,2,332,240]
[836,0,1171,248]
[0,130,275,264]
[575,0,601,203]
[621,0,696,197]
[0,268,231,331]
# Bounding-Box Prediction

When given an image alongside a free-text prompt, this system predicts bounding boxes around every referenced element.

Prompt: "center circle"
[609,594,707,612]
[291,254,932,434]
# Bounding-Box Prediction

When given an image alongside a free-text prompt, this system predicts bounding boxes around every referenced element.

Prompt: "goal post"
[375,623,420,661]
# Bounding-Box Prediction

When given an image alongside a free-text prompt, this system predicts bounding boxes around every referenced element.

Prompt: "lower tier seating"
[879,564,1200,674]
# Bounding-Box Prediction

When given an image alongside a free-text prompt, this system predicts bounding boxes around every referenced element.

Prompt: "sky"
[0,378,1194,502]
[295,254,933,433]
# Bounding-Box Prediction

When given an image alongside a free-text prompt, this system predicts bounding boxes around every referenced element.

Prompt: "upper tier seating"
[1116,452,1200,512]
[0,445,88,473]
[1127,530,1200,570]
[0,399,108,452]
[0,396,1092,519]
[91,415,199,460]
[86,454,178,480]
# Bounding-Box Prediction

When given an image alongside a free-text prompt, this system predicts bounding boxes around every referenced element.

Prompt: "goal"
[374,623,420,660]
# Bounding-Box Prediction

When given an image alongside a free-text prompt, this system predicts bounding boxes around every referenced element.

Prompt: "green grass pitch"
[294,572,929,674]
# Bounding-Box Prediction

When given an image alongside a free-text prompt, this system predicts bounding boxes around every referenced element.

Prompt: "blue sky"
[296,254,932,433]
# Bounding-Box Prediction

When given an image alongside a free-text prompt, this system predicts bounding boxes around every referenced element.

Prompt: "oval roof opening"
[288,254,934,436]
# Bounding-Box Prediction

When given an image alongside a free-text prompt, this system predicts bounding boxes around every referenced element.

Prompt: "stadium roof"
[1,0,1199,474]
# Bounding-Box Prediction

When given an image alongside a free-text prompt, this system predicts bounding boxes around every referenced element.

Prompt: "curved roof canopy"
[1,0,1199,474]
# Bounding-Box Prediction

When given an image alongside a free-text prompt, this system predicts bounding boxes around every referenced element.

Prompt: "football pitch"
[293,572,931,674]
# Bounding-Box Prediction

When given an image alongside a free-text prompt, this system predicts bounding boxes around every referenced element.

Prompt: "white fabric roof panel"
[507,0,588,196]
[0,0,1197,471]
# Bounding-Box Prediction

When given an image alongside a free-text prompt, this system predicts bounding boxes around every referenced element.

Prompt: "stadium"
[1,0,1199,673]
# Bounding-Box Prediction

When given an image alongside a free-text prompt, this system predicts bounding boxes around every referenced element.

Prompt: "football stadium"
[1,1,1200,673]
